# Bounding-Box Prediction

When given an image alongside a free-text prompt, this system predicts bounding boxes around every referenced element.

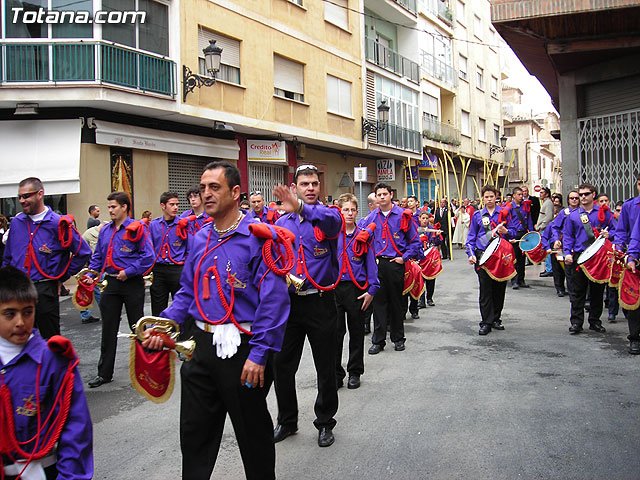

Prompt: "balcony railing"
[419,0,454,24]
[420,50,458,88]
[365,37,420,84]
[422,115,460,146]
[0,40,176,97]
[373,121,421,153]
[392,0,417,15]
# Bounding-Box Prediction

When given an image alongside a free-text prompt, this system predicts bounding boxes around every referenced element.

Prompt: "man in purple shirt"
[85,191,155,388]
[550,191,580,297]
[273,164,342,448]
[2,177,91,339]
[0,265,93,479]
[144,161,290,479]
[179,186,209,235]
[249,191,279,224]
[148,192,187,316]
[614,174,640,251]
[507,187,534,289]
[362,182,421,354]
[466,185,512,335]
[563,183,615,335]
[335,193,379,391]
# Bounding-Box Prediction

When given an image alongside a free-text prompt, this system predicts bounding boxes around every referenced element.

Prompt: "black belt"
[378,255,396,260]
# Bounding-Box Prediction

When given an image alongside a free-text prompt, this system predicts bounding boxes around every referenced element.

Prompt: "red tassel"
[314,226,325,242]
[522,199,532,213]
[598,204,609,224]
[400,209,413,232]
[47,335,76,360]
[124,221,144,242]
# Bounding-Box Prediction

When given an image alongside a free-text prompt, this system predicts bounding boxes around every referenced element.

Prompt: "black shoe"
[519,283,531,288]
[411,313,419,320]
[88,376,112,388]
[318,427,335,447]
[479,324,491,335]
[569,325,583,334]
[427,299,435,306]
[81,316,100,324]
[512,284,519,290]
[273,424,298,443]
[589,324,606,333]
[347,375,360,389]
[492,321,505,330]
[629,340,640,355]
[394,340,405,351]
[557,291,566,297]
[525,259,533,266]
[417,302,426,309]
[364,324,371,334]
[368,344,384,355]
[608,315,616,323]
[59,286,71,296]
[539,271,553,277]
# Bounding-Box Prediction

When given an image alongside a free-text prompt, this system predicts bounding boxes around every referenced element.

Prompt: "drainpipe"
[524,140,531,186]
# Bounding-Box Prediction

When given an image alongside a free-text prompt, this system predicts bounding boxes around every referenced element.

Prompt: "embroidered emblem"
[172,240,183,247]
[580,213,589,224]
[226,272,247,289]
[501,253,513,266]
[38,244,52,254]
[393,232,401,240]
[313,245,328,256]
[482,217,490,227]
[120,245,133,253]
[139,371,164,391]
[15,395,37,417]
[351,256,362,263]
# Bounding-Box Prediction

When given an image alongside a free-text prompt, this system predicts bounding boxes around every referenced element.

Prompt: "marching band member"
[2,177,91,339]
[363,182,421,354]
[335,193,379,391]
[148,192,188,316]
[249,191,280,224]
[179,186,209,234]
[0,266,93,479]
[507,187,534,289]
[563,183,615,335]
[550,191,580,297]
[85,192,154,388]
[419,211,441,307]
[466,185,513,335]
[273,164,342,448]
[144,161,290,479]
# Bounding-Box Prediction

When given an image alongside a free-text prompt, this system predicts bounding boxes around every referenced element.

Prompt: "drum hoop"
[577,236,605,265]
[519,231,542,252]
[479,237,501,266]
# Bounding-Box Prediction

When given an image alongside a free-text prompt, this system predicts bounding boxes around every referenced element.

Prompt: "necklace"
[213,211,243,235]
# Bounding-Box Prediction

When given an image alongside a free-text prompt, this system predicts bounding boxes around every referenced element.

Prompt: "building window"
[537,155,542,178]
[456,0,465,23]
[198,28,241,85]
[327,74,352,116]
[274,55,304,102]
[423,93,438,121]
[288,0,303,5]
[461,110,470,136]
[504,126,516,137]
[493,124,500,145]
[489,28,497,49]
[459,55,467,81]
[325,0,348,30]
[476,67,484,90]
[102,0,169,56]
[375,74,419,131]
[473,15,482,39]
[478,118,486,142]
[491,75,498,98]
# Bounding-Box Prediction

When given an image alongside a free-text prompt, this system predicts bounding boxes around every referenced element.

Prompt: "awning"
[0,119,82,198]
[94,120,239,159]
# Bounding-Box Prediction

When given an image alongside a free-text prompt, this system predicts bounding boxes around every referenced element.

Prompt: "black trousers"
[425,278,436,301]
[372,259,405,346]
[150,263,183,316]
[335,282,365,381]
[181,325,275,480]
[475,264,507,327]
[625,308,640,340]
[512,241,526,285]
[274,291,338,430]
[97,276,145,379]
[550,254,566,294]
[34,280,60,339]
[440,234,450,260]
[567,264,605,328]
[607,286,619,317]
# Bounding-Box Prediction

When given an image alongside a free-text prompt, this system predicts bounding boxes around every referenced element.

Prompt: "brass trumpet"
[286,273,305,292]
[143,272,154,288]
[75,268,108,291]
[131,316,195,361]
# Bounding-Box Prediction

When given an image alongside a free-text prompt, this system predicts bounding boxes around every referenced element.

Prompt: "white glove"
[212,323,241,359]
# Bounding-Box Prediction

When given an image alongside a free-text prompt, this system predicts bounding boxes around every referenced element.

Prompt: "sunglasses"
[17,191,39,200]
[568,196,579,200]
[295,164,318,174]
[578,192,593,197]
[250,191,262,196]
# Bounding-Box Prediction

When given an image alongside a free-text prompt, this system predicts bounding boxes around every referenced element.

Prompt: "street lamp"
[362,99,391,139]
[183,40,223,102]
[489,133,508,157]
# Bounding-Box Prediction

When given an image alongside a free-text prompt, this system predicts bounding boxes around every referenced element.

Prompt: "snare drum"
[478,237,516,282]
[519,231,547,264]
[576,237,613,284]
[479,237,501,266]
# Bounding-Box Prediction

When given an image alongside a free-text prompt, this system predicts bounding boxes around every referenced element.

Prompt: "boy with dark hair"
[0,265,93,479]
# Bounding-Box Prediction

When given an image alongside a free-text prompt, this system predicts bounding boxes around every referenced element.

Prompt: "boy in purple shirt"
[0,266,93,480]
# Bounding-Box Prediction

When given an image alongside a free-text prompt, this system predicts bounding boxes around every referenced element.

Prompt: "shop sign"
[247,140,287,164]
[405,166,419,182]
[419,151,438,170]
[376,159,395,181]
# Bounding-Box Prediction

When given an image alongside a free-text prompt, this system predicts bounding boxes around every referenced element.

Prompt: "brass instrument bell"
[75,268,108,291]
[143,272,154,288]
[286,273,305,292]
[133,316,195,361]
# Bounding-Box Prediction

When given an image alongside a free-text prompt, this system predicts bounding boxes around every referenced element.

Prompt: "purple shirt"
[161,213,290,365]
[563,205,616,255]
[149,217,187,265]
[541,222,554,250]
[614,196,640,250]
[506,201,534,238]
[179,210,210,236]
[338,226,380,296]
[362,205,421,261]
[550,207,575,244]
[276,203,342,292]
[2,208,91,282]
[465,206,513,257]
[251,206,279,225]
[0,331,93,479]
[88,217,155,278]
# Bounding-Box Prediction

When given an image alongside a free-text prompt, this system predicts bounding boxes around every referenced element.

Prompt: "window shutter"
[274,55,304,94]
[327,75,339,112]
[198,28,240,68]
[325,0,348,30]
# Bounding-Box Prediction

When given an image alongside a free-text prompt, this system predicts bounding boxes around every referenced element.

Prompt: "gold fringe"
[422,268,443,281]
[579,265,610,285]
[129,340,176,404]
[618,270,640,311]
[482,266,517,283]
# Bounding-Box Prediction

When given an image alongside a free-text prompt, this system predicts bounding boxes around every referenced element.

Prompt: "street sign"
[534,185,541,193]
[354,166,367,182]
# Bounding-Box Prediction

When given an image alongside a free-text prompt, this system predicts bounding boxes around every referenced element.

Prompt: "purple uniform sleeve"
[466,211,481,258]
[300,203,342,238]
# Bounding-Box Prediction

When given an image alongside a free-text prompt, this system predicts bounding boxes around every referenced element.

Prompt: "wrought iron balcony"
[422,115,460,146]
[392,0,417,15]
[0,40,176,97]
[365,37,420,84]
[419,0,454,24]
[371,119,422,153]
[420,50,458,87]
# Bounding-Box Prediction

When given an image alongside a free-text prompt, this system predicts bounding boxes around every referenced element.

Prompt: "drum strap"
[481,214,493,244]
[580,212,596,249]
[514,205,527,234]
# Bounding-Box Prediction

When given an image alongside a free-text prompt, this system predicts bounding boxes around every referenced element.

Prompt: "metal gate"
[354,182,373,221]
[578,109,640,203]
[248,163,286,204]
[168,154,212,214]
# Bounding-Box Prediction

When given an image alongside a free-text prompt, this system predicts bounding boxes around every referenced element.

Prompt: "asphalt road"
[59,250,640,479]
